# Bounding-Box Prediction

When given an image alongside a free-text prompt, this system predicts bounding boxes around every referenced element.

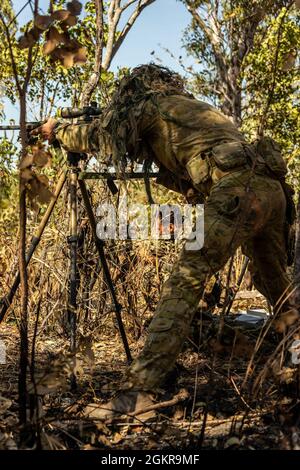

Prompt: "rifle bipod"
[0,151,132,388]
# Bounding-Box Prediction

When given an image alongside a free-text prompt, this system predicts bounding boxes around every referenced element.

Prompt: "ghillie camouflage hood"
[102,63,193,169]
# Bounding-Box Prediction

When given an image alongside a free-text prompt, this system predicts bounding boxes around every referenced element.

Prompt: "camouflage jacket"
[54,94,245,198]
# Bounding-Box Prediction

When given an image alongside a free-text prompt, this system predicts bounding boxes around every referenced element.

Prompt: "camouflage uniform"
[55,93,297,392]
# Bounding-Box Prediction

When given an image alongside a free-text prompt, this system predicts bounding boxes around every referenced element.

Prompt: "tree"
[181,0,300,180]
[181,0,297,126]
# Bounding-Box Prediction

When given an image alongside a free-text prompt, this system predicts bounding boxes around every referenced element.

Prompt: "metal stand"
[67,153,80,388]
[0,152,133,372]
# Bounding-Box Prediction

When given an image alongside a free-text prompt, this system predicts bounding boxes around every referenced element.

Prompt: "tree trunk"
[293,196,300,308]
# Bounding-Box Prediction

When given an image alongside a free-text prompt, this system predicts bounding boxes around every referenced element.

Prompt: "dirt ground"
[0,304,300,451]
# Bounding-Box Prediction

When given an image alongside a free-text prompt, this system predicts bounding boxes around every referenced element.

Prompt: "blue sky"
[4,0,193,122]
[12,0,192,70]
[109,0,192,71]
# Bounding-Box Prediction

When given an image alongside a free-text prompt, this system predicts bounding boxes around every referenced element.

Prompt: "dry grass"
[0,177,299,449]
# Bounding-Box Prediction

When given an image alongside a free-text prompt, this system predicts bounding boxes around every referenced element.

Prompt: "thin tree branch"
[0,13,21,94]
[258,2,293,136]
[103,2,122,70]
[80,0,104,106]
[103,0,156,71]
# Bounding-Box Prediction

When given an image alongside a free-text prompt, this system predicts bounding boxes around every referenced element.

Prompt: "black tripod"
[0,150,137,370]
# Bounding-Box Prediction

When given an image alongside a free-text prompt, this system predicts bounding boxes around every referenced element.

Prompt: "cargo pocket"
[212,141,248,171]
[148,317,173,333]
[186,154,210,186]
[218,195,241,219]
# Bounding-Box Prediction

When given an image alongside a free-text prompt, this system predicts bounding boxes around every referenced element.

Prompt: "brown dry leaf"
[51,47,77,67]
[49,26,69,44]
[28,174,53,205]
[43,26,68,54]
[282,51,297,71]
[19,153,34,169]
[98,435,111,447]
[49,48,63,63]
[0,260,7,273]
[146,439,158,449]
[81,444,99,450]
[34,14,53,31]
[111,433,123,444]
[18,27,41,49]
[20,167,33,182]
[51,9,71,21]
[63,52,75,68]
[67,0,82,16]
[68,38,82,50]
[74,47,87,65]
[79,335,95,367]
[73,358,84,377]
[18,34,34,49]
[0,396,12,414]
[32,145,51,167]
[295,0,300,10]
[43,39,58,55]
[62,14,77,27]
[36,173,50,186]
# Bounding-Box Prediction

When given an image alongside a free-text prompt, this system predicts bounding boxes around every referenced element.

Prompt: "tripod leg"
[78,179,132,364]
[0,170,67,324]
[67,165,79,389]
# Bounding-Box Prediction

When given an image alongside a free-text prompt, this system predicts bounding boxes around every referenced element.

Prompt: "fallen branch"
[130,389,190,417]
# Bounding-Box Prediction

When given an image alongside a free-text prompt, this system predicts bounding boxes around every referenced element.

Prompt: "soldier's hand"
[31,117,58,142]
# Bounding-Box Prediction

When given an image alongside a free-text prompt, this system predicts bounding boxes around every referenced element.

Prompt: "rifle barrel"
[0,125,20,130]
[0,122,43,131]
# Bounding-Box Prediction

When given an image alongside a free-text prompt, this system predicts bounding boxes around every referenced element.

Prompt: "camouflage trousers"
[124,170,293,392]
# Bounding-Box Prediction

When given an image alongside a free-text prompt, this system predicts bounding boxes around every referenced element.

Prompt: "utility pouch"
[254,136,287,179]
[148,317,173,333]
[211,141,248,172]
[185,154,210,186]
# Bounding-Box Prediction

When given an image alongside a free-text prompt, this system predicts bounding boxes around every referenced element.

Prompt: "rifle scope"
[57,105,102,119]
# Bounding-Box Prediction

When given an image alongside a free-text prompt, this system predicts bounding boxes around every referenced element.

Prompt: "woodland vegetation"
[0,0,300,451]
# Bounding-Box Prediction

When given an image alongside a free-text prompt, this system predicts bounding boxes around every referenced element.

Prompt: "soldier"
[36,64,298,420]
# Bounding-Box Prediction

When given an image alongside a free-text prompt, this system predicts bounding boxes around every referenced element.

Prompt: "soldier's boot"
[83,294,199,422]
[85,289,198,422]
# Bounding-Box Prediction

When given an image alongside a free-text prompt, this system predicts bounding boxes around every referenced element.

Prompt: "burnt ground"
[0,309,300,451]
